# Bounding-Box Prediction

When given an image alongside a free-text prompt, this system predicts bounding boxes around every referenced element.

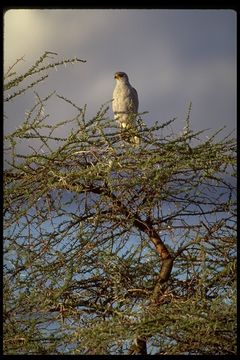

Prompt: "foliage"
[3,54,237,355]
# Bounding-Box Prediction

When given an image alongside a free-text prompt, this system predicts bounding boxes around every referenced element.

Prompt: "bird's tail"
[131,135,140,146]
[120,122,140,146]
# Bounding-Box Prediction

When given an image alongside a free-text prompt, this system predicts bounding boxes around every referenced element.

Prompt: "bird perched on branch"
[112,71,140,145]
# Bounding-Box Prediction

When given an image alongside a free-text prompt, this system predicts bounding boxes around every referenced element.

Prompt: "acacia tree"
[3,53,237,355]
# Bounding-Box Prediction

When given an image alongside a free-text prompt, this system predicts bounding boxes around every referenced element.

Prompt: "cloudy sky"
[4,9,236,138]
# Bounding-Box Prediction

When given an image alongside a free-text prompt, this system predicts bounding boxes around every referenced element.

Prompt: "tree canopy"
[3,53,237,355]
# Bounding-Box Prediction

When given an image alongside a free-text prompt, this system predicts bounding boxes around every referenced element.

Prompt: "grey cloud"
[4,9,236,141]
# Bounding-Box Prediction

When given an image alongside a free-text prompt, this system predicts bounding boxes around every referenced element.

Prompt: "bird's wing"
[130,87,139,113]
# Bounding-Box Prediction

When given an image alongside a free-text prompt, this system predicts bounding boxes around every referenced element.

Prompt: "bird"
[112,71,140,145]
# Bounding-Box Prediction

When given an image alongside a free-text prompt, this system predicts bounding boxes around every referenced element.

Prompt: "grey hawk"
[112,71,140,144]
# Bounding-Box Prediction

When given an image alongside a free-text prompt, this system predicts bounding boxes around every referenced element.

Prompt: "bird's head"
[114,72,129,83]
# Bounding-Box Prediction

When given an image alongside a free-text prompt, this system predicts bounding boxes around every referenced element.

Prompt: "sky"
[4,9,236,140]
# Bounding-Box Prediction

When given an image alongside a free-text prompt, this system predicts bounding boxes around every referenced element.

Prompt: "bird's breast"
[113,85,132,112]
